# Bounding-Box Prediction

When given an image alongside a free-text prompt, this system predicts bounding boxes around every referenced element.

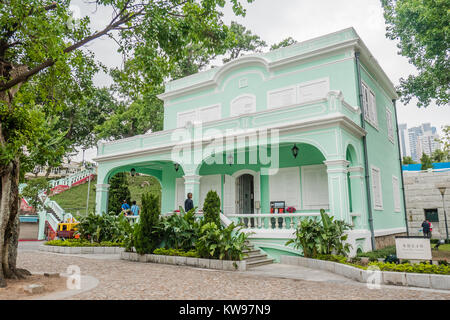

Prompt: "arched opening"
[100,160,185,215]
[196,141,328,216]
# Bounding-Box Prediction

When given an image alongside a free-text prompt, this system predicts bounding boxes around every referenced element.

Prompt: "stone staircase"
[243,241,274,268]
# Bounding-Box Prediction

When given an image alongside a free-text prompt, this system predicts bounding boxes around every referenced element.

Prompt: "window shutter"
[386,108,394,141]
[371,167,383,210]
[392,176,401,212]
[369,91,377,125]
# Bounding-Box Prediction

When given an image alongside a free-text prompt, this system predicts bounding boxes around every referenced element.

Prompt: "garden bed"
[40,244,124,254]
[281,255,450,290]
[120,251,247,271]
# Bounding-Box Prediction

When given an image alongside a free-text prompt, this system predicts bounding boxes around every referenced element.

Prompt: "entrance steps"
[243,242,274,268]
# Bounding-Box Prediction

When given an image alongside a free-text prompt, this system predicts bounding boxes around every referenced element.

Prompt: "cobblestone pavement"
[16,250,450,300]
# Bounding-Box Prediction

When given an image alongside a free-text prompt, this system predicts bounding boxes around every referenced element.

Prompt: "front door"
[236,174,254,227]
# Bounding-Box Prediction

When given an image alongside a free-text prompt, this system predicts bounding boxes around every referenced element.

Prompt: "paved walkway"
[14,242,450,300]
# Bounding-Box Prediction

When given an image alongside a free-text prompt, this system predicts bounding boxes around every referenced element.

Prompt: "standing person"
[421,219,430,238]
[427,220,433,239]
[184,193,194,212]
[131,201,140,216]
[121,200,130,215]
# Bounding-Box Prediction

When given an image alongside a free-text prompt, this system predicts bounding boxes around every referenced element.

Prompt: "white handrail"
[226,212,326,230]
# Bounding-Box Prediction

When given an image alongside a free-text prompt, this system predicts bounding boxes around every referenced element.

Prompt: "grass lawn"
[50,174,161,216]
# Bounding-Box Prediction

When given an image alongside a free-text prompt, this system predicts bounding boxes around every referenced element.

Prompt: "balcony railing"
[126,211,327,231]
[226,212,323,230]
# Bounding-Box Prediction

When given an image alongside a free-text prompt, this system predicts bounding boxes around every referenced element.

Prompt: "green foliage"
[286,209,353,257]
[369,261,450,275]
[316,254,365,269]
[357,245,397,261]
[108,172,131,214]
[195,222,251,261]
[20,177,49,212]
[270,37,297,50]
[402,156,416,164]
[222,21,267,63]
[381,0,449,107]
[133,192,161,254]
[153,248,199,258]
[45,239,124,247]
[431,148,449,163]
[420,152,433,170]
[159,206,200,251]
[203,190,221,226]
[75,211,130,243]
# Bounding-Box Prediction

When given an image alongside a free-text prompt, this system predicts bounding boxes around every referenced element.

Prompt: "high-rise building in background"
[399,123,441,162]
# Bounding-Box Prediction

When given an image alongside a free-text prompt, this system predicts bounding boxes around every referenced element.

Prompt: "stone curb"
[39,245,124,254]
[120,252,246,271]
[280,255,450,290]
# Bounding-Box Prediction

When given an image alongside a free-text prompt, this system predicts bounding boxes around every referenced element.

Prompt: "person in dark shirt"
[421,220,430,238]
[184,193,194,212]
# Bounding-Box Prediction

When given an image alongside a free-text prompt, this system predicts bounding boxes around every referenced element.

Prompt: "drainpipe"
[392,99,410,236]
[354,51,376,251]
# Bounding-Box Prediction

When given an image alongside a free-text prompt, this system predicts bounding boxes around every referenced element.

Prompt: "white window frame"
[176,104,221,128]
[361,81,378,129]
[267,77,330,110]
[371,166,383,211]
[385,107,394,143]
[392,175,401,212]
[301,164,329,210]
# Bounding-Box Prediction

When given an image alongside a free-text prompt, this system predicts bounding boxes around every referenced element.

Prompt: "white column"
[324,159,351,224]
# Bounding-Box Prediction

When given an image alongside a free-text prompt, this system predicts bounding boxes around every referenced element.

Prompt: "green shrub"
[75,211,129,243]
[159,206,200,251]
[369,261,450,275]
[285,209,352,258]
[153,248,199,257]
[195,222,251,261]
[108,172,131,214]
[133,192,161,254]
[357,245,396,261]
[202,190,221,226]
[45,239,124,247]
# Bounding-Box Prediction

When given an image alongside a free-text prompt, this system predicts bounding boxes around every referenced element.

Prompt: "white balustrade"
[226,212,323,230]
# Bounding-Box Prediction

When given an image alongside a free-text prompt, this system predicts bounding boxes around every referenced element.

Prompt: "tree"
[222,21,267,63]
[96,21,267,140]
[436,125,450,158]
[203,190,221,226]
[420,152,433,170]
[270,37,297,51]
[381,0,449,107]
[134,192,161,254]
[108,173,131,215]
[402,156,417,164]
[20,178,49,213]
[0,0,253,287]
[431,149,448,163]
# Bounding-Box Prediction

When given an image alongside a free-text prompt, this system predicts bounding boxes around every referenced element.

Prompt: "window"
[371,166,383,210]
[176,104,221,127]
[362,82,378,128]
[267,78,330,109]
[270,167,301,209]
[386,107,394,142]
[392,176,401,212]
[424,209,439,222]
[301,164,329,210]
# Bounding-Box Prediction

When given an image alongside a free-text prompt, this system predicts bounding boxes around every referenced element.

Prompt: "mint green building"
[93,28,407,258]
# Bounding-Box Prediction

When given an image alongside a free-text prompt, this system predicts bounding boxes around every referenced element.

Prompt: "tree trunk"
[0,157,29,287]
[0,66,31,287]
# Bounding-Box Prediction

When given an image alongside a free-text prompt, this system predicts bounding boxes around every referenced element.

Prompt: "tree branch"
[0,8,144,92]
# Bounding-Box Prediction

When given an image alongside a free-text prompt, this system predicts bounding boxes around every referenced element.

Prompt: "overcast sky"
[71,0,449,162]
